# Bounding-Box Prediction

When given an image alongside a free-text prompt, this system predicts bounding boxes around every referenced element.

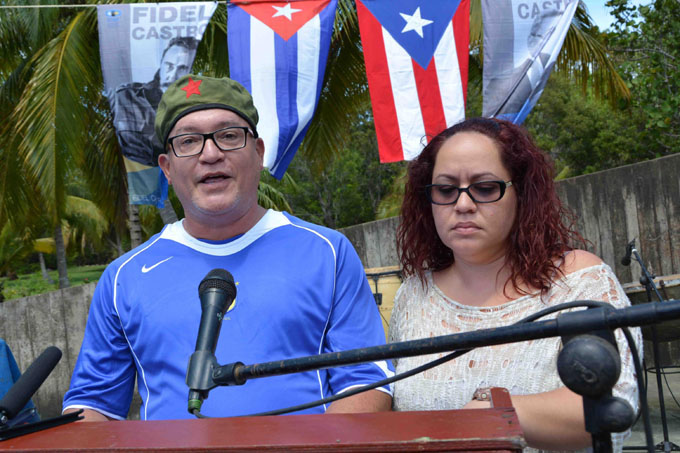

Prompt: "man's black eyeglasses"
[425,180,513,205]
[168,126,255,158]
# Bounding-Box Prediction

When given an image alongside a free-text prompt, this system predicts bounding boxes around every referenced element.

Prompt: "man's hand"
[64,408,113,422]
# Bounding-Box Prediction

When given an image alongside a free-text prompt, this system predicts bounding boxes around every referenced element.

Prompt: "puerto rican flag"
[357,0,469,162]
[227,0,337,179]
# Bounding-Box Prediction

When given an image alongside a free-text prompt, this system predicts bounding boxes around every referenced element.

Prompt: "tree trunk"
[158,199,179,224]
[115,230,124,257]
[128,204,143,249]
[54,224,70,289]
[39,253,55,284]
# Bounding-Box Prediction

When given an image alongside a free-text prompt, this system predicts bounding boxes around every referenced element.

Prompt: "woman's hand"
[462,386,591,449]
[508,387,591,450]
[462,399,491,410]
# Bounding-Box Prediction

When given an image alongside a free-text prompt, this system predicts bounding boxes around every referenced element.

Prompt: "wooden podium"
[0,389,525,452]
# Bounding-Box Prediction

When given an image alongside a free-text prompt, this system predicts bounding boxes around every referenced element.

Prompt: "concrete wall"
[1,153,678,420]
[556,154,680,285]
[342,216,401,270]
[0,284,94,419]
[341,153,680,285]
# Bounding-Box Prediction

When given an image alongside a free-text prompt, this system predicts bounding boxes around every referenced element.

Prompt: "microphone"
[621,239,636,266]
[186,269,236,414]
[0,346,62,422]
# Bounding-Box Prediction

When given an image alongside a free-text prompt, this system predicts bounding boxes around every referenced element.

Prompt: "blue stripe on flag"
[270,0,337,178]
[228,0,337,179]
[227,5,252,93]
[274,30,299,174]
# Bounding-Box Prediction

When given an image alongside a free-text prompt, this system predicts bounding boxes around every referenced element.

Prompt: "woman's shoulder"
[395,272,432,301]
[550,250,631,308]
[399,271,431,291]
[561,249,604,275]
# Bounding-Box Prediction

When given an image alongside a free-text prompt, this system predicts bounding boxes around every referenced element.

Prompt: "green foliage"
[0,264,106,301]
[376,167,407,219]
[557,1,630,105]
[259,172,296,213]
[80,96,129,235]
[280,115,406,229]
[0,223,33,276]
[525,73,649,176]
[14,10,100,223]
[606,0,680,156]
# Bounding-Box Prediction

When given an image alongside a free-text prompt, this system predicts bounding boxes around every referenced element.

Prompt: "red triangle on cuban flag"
[236,0,330,41]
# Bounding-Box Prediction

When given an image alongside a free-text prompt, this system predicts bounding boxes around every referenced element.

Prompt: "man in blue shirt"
[63,75,393,421]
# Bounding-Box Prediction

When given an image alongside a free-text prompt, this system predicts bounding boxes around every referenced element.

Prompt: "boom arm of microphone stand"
[631,249,665,303]
[0,409,83,442]
[212,299,680,387]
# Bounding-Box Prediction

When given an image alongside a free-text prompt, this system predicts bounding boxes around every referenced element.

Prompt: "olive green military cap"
[154,74,259,149]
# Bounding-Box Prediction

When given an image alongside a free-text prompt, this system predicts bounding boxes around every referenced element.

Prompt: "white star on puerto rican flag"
[400,7,433,38]
[272,3,302,20]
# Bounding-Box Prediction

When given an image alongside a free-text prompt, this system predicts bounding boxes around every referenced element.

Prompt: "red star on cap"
[181,78,202,98]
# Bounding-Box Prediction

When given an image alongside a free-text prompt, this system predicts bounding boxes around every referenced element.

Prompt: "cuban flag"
[357,0,469,162]
[482,0,577,124]
[228,0,337,179]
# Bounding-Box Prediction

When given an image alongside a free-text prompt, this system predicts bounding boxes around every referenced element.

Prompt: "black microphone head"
[198,269,236,300]
[0,346,62,420]
[621,239,635,266]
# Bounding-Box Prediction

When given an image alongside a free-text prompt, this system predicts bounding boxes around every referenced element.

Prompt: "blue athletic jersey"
[63,210,393,420]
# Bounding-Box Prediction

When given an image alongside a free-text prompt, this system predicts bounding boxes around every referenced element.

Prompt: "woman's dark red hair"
[397,117,585,295]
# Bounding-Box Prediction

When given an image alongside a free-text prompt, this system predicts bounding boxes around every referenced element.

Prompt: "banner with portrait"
[482,0,577,124]
[97,2,217,207]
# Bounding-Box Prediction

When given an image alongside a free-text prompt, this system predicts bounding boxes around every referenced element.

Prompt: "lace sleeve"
[388,275,422,366]
[387,283,404,344]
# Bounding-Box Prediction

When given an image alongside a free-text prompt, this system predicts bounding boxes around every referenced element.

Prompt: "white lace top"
[389,264,642,453]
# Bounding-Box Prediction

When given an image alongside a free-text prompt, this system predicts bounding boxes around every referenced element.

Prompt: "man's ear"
[158,152,172,185]
[256,137,265,169]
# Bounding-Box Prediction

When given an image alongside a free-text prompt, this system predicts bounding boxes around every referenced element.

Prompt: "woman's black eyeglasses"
[425,180,513,205]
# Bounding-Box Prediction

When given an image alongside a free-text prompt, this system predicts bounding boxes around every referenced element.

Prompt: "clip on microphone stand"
[0,410,83,442]
[622,239,679,452]
[559,325,637,453]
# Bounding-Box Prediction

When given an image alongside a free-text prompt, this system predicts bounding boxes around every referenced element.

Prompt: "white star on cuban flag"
[272,3,302,21]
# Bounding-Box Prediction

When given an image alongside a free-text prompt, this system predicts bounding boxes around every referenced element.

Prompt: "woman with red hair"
[389,118,640,452]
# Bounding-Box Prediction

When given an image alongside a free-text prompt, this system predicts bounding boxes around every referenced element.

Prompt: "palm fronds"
[13,9,99,222]
[558,2,630,104]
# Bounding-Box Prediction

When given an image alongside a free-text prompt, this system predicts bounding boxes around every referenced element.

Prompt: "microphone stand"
[205,301,679,452]
[214,302,677,385]
[624,243,679,452]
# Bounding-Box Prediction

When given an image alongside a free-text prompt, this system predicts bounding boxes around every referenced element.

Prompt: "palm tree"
[1,0,628,263]
[28,190,109,286]
[1,6,106,287]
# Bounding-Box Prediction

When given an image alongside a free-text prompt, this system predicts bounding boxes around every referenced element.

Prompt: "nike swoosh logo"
[141,257,173,273]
